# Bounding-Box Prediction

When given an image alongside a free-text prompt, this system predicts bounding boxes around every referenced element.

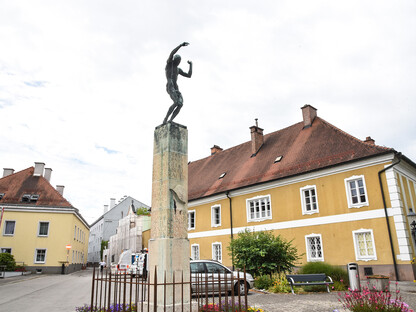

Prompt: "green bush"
[228,229,300,277]
[254,275,273,290]
[299,262,349,290]
[269,272,292,293]
[0,253,16,271]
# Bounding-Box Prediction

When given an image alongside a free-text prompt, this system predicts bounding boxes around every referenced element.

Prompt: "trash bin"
[347,262,360,291]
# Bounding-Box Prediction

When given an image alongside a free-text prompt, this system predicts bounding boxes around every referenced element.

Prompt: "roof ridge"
[318,117,392,151]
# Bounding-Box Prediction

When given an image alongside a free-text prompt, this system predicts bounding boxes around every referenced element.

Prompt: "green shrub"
[299,262,349,290]
[269,272,292,293]
[254,275,273,290]
[0,253,16,271]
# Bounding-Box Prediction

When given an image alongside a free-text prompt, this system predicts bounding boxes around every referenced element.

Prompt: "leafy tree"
[136,207,150,216]
[228,229,300,277]
[0,252,16,271]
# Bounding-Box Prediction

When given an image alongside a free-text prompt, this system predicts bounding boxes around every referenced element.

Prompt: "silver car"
[190,260,254,295]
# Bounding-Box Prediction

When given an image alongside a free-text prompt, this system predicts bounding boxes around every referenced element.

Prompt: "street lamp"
[407,208,416,245]
[66,244,72,263]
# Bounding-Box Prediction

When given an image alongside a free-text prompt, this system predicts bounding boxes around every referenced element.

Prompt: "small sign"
[66,245,72,250]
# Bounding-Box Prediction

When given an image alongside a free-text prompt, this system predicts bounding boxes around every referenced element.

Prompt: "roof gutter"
[226,191,235,271]
[378,152,401,281]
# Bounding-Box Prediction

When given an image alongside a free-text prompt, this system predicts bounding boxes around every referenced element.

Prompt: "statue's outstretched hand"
[187,61,192,65]
[182,42,189,47]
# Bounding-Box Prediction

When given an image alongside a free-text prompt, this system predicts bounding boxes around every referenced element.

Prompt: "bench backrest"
[286,274,327,282]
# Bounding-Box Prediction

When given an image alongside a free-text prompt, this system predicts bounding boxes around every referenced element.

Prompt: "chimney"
[104,205,109,214]
[3,168,14,177]
[249,118,264,156]
[34,162,45,176]
[364,136,375,145]
[211,145,223,155]
[44,168,52,182]
[56,185,65,196]
[301,104,317,128]
[110,198,116,209]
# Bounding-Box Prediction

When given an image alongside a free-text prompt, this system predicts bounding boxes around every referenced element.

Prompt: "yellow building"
[0,162,89,274]
[187,105,416,280]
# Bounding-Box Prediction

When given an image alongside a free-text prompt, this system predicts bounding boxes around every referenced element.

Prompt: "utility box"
[347,262,360,291]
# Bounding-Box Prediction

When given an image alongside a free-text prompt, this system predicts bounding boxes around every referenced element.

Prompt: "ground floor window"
[191,244,200,260]
[305,234,324,262]
[35,249,47,263]
[212,242,222,262]
[1,248,11,253]
[353,229,377,261]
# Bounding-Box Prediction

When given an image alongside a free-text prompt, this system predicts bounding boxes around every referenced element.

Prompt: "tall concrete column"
[148,122,190,309]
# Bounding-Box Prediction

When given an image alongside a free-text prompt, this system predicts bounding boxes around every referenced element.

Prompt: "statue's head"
[173,54,181,65]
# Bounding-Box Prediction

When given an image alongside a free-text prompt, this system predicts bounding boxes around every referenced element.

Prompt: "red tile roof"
[0,167,73,208]
[188,117,393,201]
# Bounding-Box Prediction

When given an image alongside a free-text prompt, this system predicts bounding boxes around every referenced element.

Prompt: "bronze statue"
[163,42,192,124]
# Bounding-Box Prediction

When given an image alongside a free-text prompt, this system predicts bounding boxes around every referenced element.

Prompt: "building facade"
[107,202,151,265]
[87,196,149,264]
[187,105,416,280]
[0,162,89,274]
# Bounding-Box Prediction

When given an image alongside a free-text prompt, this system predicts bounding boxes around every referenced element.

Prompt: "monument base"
[148,238,190,307]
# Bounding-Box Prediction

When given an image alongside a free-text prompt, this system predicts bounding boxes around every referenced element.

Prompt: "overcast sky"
[1,0,415,224]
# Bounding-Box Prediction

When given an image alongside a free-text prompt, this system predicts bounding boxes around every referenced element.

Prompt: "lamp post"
[407,208,416,245]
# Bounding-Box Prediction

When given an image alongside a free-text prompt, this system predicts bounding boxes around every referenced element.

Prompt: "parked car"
[190,260,254,295]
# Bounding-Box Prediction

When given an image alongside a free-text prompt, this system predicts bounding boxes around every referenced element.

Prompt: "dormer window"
[0,193,4,200]
[30,195,39,202]
[22,194,31,202]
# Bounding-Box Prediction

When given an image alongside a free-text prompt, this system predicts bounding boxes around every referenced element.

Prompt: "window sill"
[302,210,319,216]
[348,203,369,209]
[248,217,272,223]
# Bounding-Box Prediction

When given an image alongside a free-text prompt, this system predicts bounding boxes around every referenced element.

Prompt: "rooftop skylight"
[274,155,283,163]
[219,172,226,179]
[0,193,4,200]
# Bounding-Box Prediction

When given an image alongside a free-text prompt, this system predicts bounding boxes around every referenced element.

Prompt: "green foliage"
[100,240,108,260]
[136,207,150,216]
[0,253,16,271]
[299,261,349,290]
[269,272,292,293]
[254,275,273,290]
[228,229,300,277]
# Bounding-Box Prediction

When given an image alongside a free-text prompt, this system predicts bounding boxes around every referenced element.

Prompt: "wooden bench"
[286,273,333,294]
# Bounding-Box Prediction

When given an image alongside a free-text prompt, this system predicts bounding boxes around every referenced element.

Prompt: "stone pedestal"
[148,122,190,310]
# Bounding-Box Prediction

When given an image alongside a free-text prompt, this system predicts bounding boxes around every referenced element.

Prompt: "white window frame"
[300,185,319,215]
[212,242,222,263]
[34,248,47,264]
[38,221,49,237]
[188,210,195,230]
[345,175,369,208]
[352,229,377,261]
[191,244,200,260]
[3,220,16,236]
[211,205,221,227]
[1,247,12,253]
[246,195,272,222]
[305,234,324,262]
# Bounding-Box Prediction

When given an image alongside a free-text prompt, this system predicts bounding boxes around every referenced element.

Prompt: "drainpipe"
[378,153,402,281]
[226,192,235,271]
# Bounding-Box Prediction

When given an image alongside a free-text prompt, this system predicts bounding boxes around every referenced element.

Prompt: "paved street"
[0,269,92,312]
[1,268,416,312]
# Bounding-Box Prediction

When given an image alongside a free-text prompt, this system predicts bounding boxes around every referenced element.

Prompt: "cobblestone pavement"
[1,272,416,312]
[247,281,416,312]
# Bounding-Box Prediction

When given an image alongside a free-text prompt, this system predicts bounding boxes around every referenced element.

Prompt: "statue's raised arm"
[163,42,192,125]
[167,42,189,63]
